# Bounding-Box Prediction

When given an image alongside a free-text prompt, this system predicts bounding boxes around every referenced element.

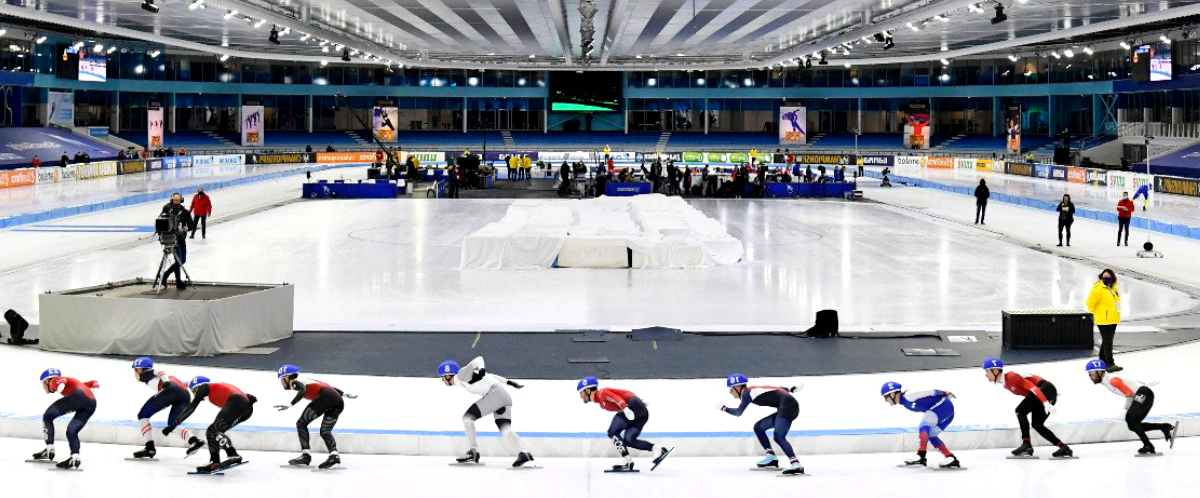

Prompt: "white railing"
[1118,121,1200,139]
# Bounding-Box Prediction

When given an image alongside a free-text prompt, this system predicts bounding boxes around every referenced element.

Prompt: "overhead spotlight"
[72,41,84,50]
[141,0,159,14]
[188,0,204,10]
[804,57,812,68]
[106,46,116,54]
[843,63,851,68]
[1063,49,1074,58]
[341,48,351,61]
[148,50,160,58]
[1160,35,1172,44]
[300,34,310,41]
[322,46,329,53]
[941,58,950,66]
[1119,41,1131,50]
[269,27,280,45]
[1083,46,1094,55]
[874,33,886,42]
[528,54,536,58]
[254,19,266,28]
[93,44,103,53]
[1050,50,1061,59]
[134,64,144,74]
[907,22,919,32]
[35,36,46,44]
[1007,54,1018,62]
[818,52,828,65]
[320,60,328,66]
[224,10,237,19]
[219,54,229,61]
[934,15,949,22]
[968,3,983,13]
[884,37,894,50]
[991,5,1007,24]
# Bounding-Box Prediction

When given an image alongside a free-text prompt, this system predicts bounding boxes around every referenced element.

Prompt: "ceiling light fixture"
[148,50,160,57]
[106,46,116,54]
[941,58,950,66]
[141,0,159,14]
[254,19,266,28]
[991,5,1007,24]
[219,54,229,61]
[1083,46,1094,55]
[342,48,351,61]
[269,27,280,45]
[224,10,237,19]
[35,36,46,44]
[1160,35,1172,44]
[1119,41,1131,50]
[883,37,894,50]
[1063,49,1074,58]
[1007,54,1018,61]
[189,0,204,10]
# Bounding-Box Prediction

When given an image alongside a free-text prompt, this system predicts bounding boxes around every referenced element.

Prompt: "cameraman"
[160,193,195,290]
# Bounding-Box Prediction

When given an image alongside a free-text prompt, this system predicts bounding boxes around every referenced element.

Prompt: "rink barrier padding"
[0,412,1193,458]
[0,163,363,230]
[865,170,1200,242]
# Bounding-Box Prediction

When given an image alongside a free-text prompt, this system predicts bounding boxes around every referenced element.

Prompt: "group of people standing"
[971,178,1150,247]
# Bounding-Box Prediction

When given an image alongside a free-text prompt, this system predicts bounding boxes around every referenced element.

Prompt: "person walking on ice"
[881,382,961,469]
[130,357,206,459]
[1084,360,1178,455]
[980,358,1073,458]
[577,376,673,472]
[439,357,534,467]
[169,376,256,474]
[717,374,805,475]
[30,368,98,469]
[275,364,356,469]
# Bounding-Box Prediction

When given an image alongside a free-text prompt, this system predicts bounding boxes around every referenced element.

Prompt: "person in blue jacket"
[718,374,804,475]
[881,382,960,469]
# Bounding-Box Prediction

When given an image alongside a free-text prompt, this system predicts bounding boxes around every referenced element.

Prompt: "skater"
[439,357,533,467]
[1056,194,1075,246]
[717,374,804,475]
[130,357,206,459]
[169,376,256,473]
[577,377,673,472]
[981,358,1072,458]
[1085,360,1178,455]
[974,179,989,224]
[31,369,98,469]
[1133,183,1150,211]
[275,365,355,469]
[881,382,961,469]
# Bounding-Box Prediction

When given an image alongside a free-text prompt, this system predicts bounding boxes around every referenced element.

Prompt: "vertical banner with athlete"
[241,105,264,147]
[147,107,164,150]
[373,106,398,142]
[48,91,75,127]
[903,103,931,150]
[1006,105,1022,154]
[778,106,806,145]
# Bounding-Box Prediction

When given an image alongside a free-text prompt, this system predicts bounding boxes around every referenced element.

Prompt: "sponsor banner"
[858,154,894,166]
[1066,167,1087,183]
[482,151,532,163]
[1106,171,1155,190]
[1005,161,1033,177]
[316,151,379,164]
[248,152,314,165]
[903,103,932,150]
[75,161,118,180]
[1033,163,1052,178]
[632,152,683,163]
[60,164,78,181]
[778,106,807,145]
[894,155,925,168]
[1154,176,1200,197]
[98,161,118,177]
[373,107,399,142]
[955,158,977,170]
[1050,165,1068,181]
[797,153,855,166]
[87,127,108,138]
[1006,105,1022,153]
[48,91,74,127]
[120,160,146,175]
[36,167,58,184]
[241,105,265,147]
[0,168,36,189]
[150,158,166,170]
[974,159,999,172]
[1085,168,1108,186]
[926,156,954,169]
[705,152,729,163]
[683,152,703,163]
[160,155,194,169]
[194,154,247,166]
[147,107,164,150]
[147,158,163,170]
[538,151,596,163]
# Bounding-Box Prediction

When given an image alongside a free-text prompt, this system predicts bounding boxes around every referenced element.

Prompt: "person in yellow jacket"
[507,155,518,181]
[1085,269,1123,373]
[521,155,532,181]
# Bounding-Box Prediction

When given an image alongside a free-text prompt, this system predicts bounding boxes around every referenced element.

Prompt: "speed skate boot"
[55,455,80,470]
[1137,446,1157,456]
[132,442,157,459]
[31,447,55,462]
[1011,442,1034,457]
[1052,445,1074,458]
[185,436,205,457]
[781,461,805,475]
[938,455,961,469]
[611,460,635,472]
[1165,422,1179,449]
[903,450,927,467]
[196,460,222,474]
[512,451,534,468]
[756,454,780,468]
[288,452,311,466]
[651,446,674,470]
[318,454,341,470]
[218,454,243,469]
[455,448,480,464]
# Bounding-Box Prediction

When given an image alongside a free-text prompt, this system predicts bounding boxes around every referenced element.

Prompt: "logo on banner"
[894,155,924,168]
[1006,162,1033,177]
[1067,167,1086,183]
[1086,169,1107,185]
[779,106,806,144]
[1155,176,1200,196]
[1051,166,1067,180]
[859,155,894,166]
[1034,164,1052,178]
[798,154,854,165]
[253,153,310,164]
[36,168,58,184]
[926,157,954,169]
[241,105,265,146]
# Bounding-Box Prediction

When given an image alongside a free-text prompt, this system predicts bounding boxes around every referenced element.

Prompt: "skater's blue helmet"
[277,364,300,379]
[577,376,599,392]
[438,360,460,376]
[1085,359,1107,372]
[726,373,748,389]
[188,376,211,390]
[880,381,902,397]
[132,357,154,370]
[982,357,1003,370]
[39,368,61,382]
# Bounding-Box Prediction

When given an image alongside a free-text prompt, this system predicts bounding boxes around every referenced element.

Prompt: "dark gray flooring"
[107,329,1200,379]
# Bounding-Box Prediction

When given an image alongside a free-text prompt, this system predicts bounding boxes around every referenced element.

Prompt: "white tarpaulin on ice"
[460,194,744,270]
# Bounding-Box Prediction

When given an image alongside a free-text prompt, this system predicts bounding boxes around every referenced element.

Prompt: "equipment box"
[1002,310,1094,350]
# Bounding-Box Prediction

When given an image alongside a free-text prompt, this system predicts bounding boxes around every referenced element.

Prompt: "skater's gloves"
[275,404,291,411]
[1044,402,1056,415]
[622,408,635,419]
[343,393,358,399]
[1124,397,1133,410]
[790,382,804,393]
[507,380,524,389]
[716,402,726,411]
[941,391,956,399]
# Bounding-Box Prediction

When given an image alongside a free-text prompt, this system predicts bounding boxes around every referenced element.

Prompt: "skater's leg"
[319,400,343,453]
[772,415,797,461]
[166,397,193,442]
[137,394,169,444]
[1014,394,1038,442]
[295,405,321,451]
[462,403,483,450]
[607,414,632,458]
[43,397,71,447]
[621,399,654,452]
[64,396,95,455]
[751,414,775,451]
[622,425,655,452]
[927,411,954,457]
[494,405,525,453]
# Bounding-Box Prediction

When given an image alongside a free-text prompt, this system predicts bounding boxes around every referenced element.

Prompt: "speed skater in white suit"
[438,356,534,467]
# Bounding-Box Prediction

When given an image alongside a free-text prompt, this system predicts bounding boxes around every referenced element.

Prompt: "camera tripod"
[151,240,192,293]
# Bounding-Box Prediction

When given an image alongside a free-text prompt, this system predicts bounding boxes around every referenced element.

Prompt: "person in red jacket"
[31,155,41,168]
[1117,191,1135,246]
[982,358,1072,458]
[169,376,256,473]
[189,187,212,239]
[577,377,673,472]
[31,368,99,469]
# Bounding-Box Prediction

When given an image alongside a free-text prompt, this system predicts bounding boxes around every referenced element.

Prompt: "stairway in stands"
[347,131,370,147]
[933,134,965,151]
[501,130,516,149]
[204,131,238,148]
[656,132,671,152]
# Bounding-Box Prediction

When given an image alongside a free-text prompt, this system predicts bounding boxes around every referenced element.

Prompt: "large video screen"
[78,55,107,82]
[550,72,621,112]
[1132,43,1172,82]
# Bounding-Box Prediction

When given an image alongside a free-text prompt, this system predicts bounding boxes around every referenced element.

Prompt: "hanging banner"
[779,106,807,145]
[241,105,264,147]
[147,107,164,150]
[48,91,74,127]
[1006,105,1022,153]
[373,106,399,142]
[903,103,932,150]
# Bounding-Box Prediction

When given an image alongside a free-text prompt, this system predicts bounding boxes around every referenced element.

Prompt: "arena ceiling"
[2,0,1200,69]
